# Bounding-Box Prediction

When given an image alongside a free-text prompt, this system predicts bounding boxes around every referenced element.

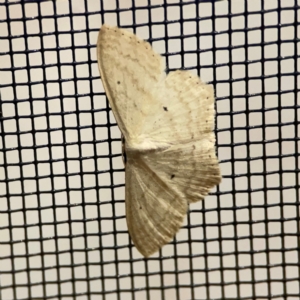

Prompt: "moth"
[96,24,221,257]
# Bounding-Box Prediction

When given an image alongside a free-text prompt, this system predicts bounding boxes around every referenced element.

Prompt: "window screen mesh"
[0,0,299,299]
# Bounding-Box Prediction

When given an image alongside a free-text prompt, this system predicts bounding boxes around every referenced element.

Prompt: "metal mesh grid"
[0,0,299,299]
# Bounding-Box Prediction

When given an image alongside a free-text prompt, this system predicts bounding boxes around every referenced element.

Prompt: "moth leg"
[121,134,127,167]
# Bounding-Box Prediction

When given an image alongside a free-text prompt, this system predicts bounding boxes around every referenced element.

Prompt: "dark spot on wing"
[117,81,120,84]
[171,174,175,179]
[163,106,168,111]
